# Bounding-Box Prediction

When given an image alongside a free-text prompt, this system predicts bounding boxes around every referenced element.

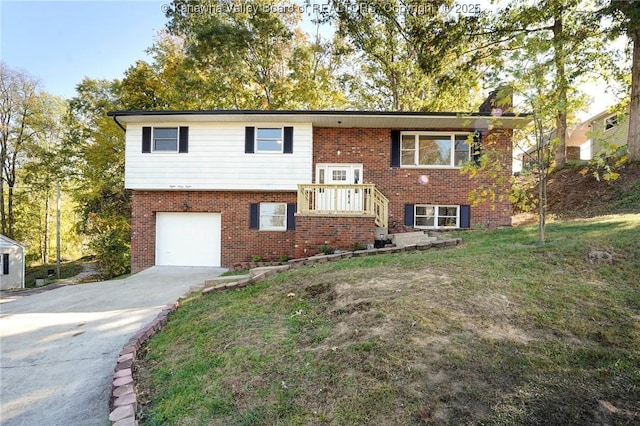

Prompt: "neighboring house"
[0,234,25,290]
[108,108,527,272]
[522,108,629,168]
[571,109,629,160]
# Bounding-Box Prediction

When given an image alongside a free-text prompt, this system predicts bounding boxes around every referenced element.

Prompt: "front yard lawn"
[136,214,640,425]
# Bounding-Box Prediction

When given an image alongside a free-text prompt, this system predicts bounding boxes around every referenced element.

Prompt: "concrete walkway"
[0,266,224,426]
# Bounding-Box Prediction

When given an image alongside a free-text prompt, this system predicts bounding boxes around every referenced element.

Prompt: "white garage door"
[156,212,221,267]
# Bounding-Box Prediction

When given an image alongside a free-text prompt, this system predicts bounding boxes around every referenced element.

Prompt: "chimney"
[479,86,513,116]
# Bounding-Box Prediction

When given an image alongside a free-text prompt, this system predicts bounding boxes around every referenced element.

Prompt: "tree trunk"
[537,131,547,244]
[7,185,14,238]
[42,191,50,264]
[533,112,547,244]
[552,8,568,169]
[538,169,546,244]
[0,177,5,235]
[628,29,640,162]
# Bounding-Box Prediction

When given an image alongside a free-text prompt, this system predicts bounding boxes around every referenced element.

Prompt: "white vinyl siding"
[125,122,312,190]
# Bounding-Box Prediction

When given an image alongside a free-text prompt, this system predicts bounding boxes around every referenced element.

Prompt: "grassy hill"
[136,214,640,425]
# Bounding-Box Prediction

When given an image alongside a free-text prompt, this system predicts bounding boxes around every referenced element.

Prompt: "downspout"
[112,115,126,132]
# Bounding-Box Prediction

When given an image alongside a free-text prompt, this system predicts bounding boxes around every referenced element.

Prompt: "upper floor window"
[142,126,188,153]
[400,132,471,168]
[153,128,179,152]
[245,126,293,154]
[605,115,618,131]
[256,128,283,153]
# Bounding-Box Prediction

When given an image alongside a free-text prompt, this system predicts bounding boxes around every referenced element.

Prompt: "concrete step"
[391,231,438,248]
[204,274,250,287]
[249,265,291,277]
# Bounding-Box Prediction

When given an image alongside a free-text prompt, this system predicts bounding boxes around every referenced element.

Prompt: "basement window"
[415,205,459,228]
[259,203,287,231]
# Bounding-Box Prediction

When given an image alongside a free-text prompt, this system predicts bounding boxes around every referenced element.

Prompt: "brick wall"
[131,191,296,272]
[294,215,377,258]
[312,127,513,230]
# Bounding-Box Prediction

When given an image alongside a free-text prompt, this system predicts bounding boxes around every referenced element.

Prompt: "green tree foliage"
[17,94,70,263]
[0,63,82,262]
[119,32,212,110]
[328,0,483,111]
[65,79,131,278]
[164,0,346,109]
[488,0,614,169]
[0,63,41,238]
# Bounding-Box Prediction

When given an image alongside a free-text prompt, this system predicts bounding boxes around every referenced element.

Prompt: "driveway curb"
[109,302,179,425]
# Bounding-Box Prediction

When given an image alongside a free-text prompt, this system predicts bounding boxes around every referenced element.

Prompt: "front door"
[316,164,363,212]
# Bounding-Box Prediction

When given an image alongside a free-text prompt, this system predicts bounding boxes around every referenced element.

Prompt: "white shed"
[0,234,25,290]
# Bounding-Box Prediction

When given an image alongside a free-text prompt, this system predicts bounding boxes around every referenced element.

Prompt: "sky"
[1,0,168,99]
[0,0,623,116]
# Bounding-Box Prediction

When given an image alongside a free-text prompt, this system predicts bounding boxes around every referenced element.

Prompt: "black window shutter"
[249,203,259,229]
[391,130,400,167]
[460,205,471,229]
[2,253,8,275]
[283,127,293,154]
[178,126,189,153]
[142,126,151,153]
[286,203,296,230]
[404,204,414,227]
[245,127,255,154]
[472,131,482,166]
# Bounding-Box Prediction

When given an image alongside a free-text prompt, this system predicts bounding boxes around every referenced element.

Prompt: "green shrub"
[353,242,367,251]
[510,172,538,213]
[318,244,335,255]
[251,255,262,263]
[90,226,130,279]
[580,142,627,182]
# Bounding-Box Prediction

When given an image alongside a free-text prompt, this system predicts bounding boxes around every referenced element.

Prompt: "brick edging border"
[108,238,462,425]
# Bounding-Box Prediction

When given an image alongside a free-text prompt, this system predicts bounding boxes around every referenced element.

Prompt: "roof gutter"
[111,114,126,132]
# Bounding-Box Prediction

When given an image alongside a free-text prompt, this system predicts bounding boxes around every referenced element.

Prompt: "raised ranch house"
[108,108,526,272]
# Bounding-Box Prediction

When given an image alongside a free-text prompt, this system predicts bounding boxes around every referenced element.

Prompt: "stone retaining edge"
[108,237,462,425]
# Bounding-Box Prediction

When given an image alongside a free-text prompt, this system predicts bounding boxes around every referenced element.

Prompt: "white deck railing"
[296,184,389,228]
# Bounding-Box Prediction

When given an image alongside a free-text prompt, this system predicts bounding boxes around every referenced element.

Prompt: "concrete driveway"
[0,266,224,426]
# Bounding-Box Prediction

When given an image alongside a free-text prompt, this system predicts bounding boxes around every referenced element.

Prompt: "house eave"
[0,234,26,249]
[107,109,531,130]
